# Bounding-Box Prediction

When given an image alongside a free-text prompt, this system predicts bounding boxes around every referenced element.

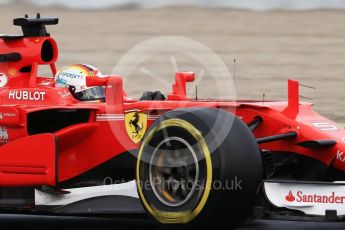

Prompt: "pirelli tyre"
[136,108,263,228]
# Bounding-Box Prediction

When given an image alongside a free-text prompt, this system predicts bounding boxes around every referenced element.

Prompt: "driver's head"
[55,64,105,101]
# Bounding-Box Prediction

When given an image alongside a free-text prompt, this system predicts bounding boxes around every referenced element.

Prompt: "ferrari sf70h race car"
[1,15,345,228]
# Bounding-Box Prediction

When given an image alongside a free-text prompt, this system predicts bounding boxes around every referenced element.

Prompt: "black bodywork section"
[14,14,58,37]
[27,109,90,135]
[0,52,22,62]
[268,151,344,181]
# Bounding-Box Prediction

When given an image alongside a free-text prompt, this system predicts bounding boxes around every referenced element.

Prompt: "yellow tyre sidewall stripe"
[136,118,213,224]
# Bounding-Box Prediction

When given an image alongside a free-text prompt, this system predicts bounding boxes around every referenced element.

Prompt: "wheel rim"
[149,136,200,207]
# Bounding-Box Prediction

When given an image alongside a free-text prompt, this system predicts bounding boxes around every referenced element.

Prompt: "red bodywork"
[1,24,345,188]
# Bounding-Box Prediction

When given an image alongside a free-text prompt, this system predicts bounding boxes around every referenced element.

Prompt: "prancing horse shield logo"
[125,112,148,144]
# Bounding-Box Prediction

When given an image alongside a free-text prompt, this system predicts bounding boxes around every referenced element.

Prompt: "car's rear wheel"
[136,108,263,228]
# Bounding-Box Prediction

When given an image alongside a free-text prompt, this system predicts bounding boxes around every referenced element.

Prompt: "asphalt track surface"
[0,214,344,230]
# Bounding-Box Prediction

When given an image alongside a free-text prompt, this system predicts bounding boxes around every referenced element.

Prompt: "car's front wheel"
[136,108,263,228]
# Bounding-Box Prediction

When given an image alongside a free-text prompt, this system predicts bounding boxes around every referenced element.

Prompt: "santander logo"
[285,190,295,202]
[284,190,345,204]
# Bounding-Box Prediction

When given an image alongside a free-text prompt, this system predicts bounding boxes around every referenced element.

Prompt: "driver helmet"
[55,64,106,101]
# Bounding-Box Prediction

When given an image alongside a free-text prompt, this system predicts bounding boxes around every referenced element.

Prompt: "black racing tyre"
[136,108,263,228]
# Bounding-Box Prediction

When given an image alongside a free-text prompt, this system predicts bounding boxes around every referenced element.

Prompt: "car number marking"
[312,122,338,131]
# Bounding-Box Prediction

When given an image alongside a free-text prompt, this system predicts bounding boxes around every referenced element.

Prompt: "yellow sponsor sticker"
[125,112,148,143]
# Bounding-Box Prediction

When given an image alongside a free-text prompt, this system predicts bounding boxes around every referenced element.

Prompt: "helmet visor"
[74,86,105,101]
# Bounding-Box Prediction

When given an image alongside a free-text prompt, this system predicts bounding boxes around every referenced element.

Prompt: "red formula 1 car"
[1,15,345,228]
